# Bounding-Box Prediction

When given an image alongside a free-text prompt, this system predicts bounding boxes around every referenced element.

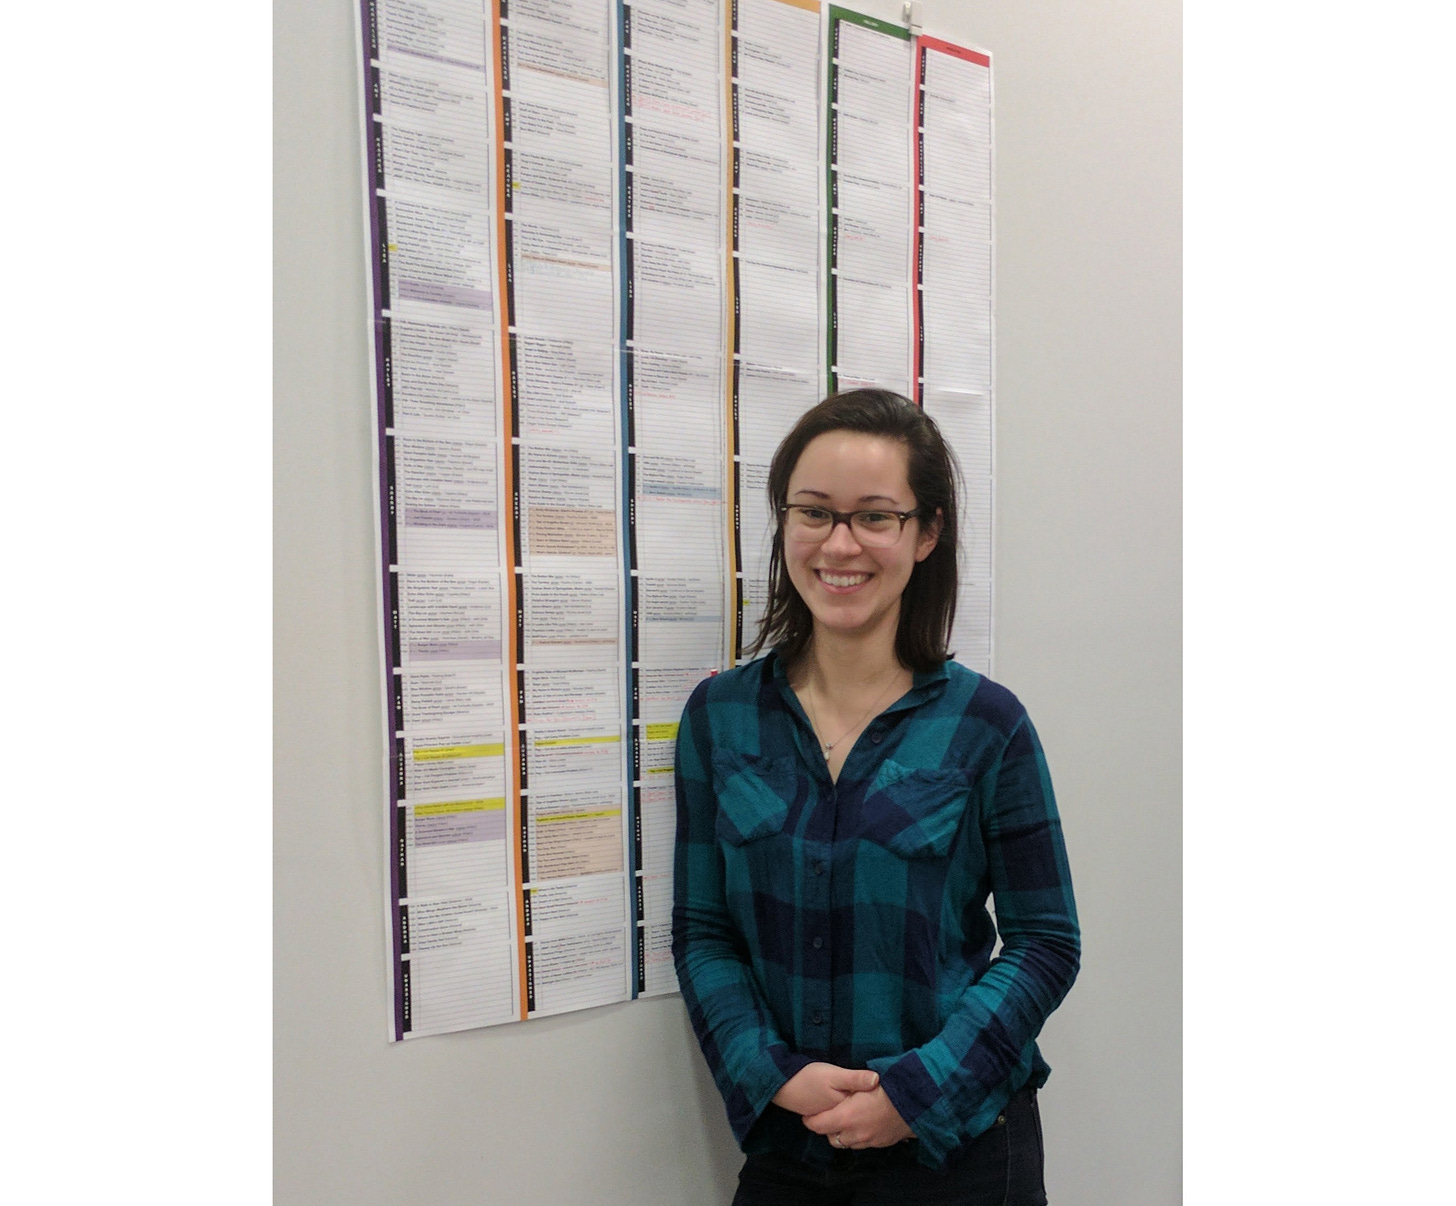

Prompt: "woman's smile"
[814,569,873,592]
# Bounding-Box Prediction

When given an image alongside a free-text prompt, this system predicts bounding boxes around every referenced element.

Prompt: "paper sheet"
[827,10,913,391]
[621,0,728,995]
[916,39,995,673]
[730,0,824,658]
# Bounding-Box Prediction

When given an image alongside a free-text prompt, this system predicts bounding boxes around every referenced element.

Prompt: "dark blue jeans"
[730,1085,1046,1206]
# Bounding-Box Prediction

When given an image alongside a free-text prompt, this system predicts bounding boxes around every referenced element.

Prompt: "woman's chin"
[807,599,897,642]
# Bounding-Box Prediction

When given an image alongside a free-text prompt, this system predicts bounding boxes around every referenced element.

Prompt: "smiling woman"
[672,390,1081,1205]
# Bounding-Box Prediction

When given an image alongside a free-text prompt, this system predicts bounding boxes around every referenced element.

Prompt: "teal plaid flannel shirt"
[672,653,1080,1168]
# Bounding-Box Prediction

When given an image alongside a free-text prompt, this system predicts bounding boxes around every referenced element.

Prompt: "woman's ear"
[915,507,943,562]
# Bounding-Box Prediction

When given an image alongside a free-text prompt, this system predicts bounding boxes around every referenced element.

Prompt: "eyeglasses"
[779,504,923,548]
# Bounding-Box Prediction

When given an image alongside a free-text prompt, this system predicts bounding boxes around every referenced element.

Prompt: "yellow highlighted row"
[413,742,505,761]
[645,722,679,741]
[533,734,622,749]
[536,809,622,824]
[413,798,506,817]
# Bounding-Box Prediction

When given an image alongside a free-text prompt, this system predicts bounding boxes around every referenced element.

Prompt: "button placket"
[804,827,832,1040]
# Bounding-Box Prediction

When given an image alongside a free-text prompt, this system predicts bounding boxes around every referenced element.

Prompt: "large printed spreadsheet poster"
[357,0,995,1039]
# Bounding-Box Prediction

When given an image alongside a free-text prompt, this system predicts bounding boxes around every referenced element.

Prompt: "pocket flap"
[711,750,794,845]
[864,761,970,858]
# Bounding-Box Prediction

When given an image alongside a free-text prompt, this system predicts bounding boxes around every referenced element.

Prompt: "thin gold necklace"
[806,672,901,754]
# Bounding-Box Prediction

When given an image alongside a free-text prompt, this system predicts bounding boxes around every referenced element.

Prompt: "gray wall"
[274,0,1181,1201]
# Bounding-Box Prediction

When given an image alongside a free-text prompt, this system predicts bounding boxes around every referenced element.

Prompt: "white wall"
[274,0,1181,1201]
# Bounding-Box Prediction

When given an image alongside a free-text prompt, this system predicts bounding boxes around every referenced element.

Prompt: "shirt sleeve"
[670,679,812,1145]
[868,712,1081,1166]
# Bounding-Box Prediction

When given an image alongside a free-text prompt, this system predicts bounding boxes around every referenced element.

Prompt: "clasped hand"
[771,1062,914,1150]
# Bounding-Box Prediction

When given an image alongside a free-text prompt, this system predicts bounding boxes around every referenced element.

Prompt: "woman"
[672,390,1080,1204]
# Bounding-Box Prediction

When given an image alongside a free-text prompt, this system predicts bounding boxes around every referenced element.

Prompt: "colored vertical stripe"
[491,0,530,1023]
[358,0,408,1041]
[911,41,926,404]
[825,12,838,392]
[725,0,741,664]
[616,0,642,997]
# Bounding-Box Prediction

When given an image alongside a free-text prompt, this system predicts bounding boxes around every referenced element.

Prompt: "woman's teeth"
[819,571,869,587]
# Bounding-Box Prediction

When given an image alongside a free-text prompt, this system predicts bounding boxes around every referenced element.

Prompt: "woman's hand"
[801,1086,915,1149]
[772,1062,881,1116]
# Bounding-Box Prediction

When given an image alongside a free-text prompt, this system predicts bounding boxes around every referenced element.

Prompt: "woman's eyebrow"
[789,488,904,505]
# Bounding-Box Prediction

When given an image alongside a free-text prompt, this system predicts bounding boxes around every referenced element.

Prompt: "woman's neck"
[796,622,906,699]
[791,624,912,780]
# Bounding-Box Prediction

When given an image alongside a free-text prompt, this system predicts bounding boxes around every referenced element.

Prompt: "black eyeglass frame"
[777,504,925,541]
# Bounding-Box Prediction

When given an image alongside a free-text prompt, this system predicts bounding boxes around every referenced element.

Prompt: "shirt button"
[812,860,825,875]
[871,731,884,744]
[811,1012,823,1025]
[812,936,823,949]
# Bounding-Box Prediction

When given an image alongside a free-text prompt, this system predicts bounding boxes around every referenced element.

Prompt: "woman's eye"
[857,512,895,527]
[800,508,832,523]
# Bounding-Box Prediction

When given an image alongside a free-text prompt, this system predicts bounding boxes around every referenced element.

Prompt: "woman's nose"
[822,517,864,555]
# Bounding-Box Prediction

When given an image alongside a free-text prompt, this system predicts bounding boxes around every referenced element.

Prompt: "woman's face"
[782,430,939,647]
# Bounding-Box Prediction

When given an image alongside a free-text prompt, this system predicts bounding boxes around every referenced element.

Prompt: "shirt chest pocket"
[861,762,972,859]
[711,751,795,845]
